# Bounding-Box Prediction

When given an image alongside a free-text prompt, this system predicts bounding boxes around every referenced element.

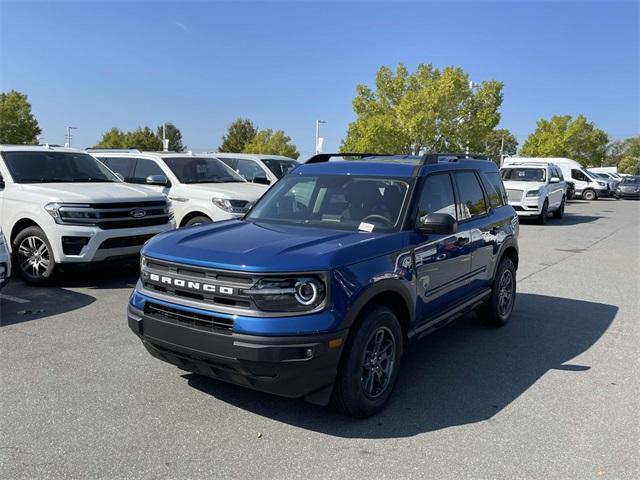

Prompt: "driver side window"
[417,173,457,222]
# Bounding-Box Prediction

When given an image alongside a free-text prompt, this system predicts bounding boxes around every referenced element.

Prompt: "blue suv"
[128,153,519,417]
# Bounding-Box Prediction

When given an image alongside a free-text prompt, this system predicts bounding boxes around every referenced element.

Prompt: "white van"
[503,157,610,200]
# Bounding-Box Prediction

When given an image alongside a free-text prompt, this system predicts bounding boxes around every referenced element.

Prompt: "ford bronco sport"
[128,153,519,417]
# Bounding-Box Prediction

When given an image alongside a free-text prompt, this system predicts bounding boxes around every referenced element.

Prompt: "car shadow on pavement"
[519,214,601,226]
[186,293,617,438]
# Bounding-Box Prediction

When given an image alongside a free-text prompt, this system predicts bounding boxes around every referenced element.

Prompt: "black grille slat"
[97,217,169,229]
[144,302,233,332]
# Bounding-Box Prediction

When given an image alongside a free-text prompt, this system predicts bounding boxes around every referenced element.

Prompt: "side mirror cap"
[253,176,271,185]
[416,213,458,235]
[550,176,560,184]
[146,175,169,186]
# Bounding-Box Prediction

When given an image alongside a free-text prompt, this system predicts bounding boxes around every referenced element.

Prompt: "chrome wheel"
[18,236,51,279]
[361,326,396,399]
[497,269,514,316]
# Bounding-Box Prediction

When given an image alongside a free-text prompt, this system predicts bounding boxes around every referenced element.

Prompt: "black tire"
[553,196,565,219]
[12,226,57,284]
[582,189,596,201]
[537,200,548,225]
[479,257,516,327]
[331,305,403,418]
[183,215,212,227]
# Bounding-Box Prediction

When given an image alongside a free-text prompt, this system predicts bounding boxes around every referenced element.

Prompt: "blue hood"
[143,220,405,272]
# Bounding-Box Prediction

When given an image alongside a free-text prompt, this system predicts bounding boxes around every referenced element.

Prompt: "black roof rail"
[305,152,391,164]
[420,153,490,164]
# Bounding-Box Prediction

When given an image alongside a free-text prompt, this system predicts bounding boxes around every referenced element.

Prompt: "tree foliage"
[95,126,164,150]
[157,123,185,151]
[482,128,518,165]
[0,90,42,144]
[243,129,299,159]
[94,128,127,148]
[219,118,257,153]
[341,63,504,154]
[616,136,640,174]
[520,114,608,167]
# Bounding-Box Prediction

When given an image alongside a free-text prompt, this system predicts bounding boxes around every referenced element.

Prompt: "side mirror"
[146,175,169,186]
[253,175,271,185]
[115,173,125,182]
[549,176,560,184]
[416,213,458,235]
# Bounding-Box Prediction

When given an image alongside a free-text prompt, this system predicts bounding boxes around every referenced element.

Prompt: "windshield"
[246,174,412,232]
[501,168,546,182]
[621,176,640,184]
[2,151,118,183]
[262,158,299,179]
[162,157,245,184]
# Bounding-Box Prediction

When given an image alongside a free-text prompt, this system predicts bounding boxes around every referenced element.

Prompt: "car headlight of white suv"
[525,189,540,198]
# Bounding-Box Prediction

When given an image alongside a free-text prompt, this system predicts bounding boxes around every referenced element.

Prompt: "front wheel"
[537,200,548,225]
[582,189,597,201]
[479,257,516,327]
[183,215,212,227]
[331,305,403,418]
[13,226,57,284]
[553,196,565,219]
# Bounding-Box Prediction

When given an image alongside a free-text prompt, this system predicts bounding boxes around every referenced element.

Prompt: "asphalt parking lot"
[1,198,639,480]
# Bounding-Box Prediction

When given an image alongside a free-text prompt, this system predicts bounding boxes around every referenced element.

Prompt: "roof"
[200,152,298,162]
[0,144,86,153]
[88,150,211,160]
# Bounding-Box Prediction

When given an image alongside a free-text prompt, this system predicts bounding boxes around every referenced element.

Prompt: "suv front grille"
[58,201,170,230]
[506,189,523,202]
[144,301,233,332]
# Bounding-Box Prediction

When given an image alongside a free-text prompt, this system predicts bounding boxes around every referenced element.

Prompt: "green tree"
[341,63,504,154]
[243,129,299,159]
[94,127,127,148]
[219,118,257,152]
[617,136,640,174]
[156,122,185,151]
[125,127,162,151]
[0,90,42,144]
[482,128,518,165]
[520,114,608,167]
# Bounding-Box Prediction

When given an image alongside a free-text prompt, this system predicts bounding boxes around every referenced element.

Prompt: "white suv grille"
[506,189,523,202]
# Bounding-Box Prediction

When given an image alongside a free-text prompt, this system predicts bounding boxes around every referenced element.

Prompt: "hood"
[143,220,405,272]
[501,180,545,191]
[177,182,268,202]
[21,182,165,203]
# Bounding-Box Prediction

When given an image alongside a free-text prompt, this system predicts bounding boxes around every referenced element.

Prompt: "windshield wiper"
[185,179,224,184]
[19,178,68,183]
[72,178,114,183]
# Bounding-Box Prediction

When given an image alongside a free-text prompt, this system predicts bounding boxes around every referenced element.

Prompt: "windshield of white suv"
[246,174,412,232]
[501,168,546,182]
[162,157,245,184]
[2,151,118,183]
[262,159,299,179]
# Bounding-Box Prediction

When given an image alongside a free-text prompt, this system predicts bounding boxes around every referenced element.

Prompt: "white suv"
[500,162,567,224]
[0,145,175,284]
[91,150,269,227]
[212,153,299,186]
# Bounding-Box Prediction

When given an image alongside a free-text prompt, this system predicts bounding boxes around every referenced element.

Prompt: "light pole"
[65,126,78,147]
[315,120,326,154]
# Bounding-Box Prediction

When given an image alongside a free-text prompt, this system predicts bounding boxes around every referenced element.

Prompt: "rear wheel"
[553,196,565,219]
[479,257,516,327]
[582,189,596,201]
[183,215,212,227]
[332,305,403,418]
[537,200,548,225]
[12,226,57,284]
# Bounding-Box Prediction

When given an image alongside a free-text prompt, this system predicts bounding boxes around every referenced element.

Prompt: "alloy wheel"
[497,269,514,316]
[361,326,396,399]
[18,236,51,279]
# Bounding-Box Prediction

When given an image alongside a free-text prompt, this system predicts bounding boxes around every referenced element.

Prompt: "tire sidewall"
[583,189,596,201]
[184,216,212,227]
[486,257,517,326]
[12,226,56,284]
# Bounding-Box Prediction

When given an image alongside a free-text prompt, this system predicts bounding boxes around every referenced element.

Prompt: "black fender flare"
[492,235,519,278]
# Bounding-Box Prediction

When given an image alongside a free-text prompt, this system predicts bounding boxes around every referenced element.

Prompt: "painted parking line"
[0,293,30,304]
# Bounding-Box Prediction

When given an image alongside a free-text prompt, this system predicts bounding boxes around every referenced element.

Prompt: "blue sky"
[1,0,638,158]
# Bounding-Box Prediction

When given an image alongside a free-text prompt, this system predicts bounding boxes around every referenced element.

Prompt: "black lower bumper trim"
[128,305,347,403]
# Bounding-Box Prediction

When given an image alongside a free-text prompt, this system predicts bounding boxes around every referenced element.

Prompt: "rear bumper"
[128,304,347,403]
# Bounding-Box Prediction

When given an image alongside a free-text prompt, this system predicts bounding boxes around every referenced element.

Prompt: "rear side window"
[416,173,457,220]
[132,158,165,184]
[453,171,488,221]
[101,157,134,180]
[482,172,507,208]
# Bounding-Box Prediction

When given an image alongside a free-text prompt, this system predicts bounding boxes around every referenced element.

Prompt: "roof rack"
[420,153,490,164]
[305,152,390,164]
[86,147,141,153]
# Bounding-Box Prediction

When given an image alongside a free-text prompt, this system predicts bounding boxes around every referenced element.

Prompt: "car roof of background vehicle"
[1,144,87,153]
[200,152,298,162]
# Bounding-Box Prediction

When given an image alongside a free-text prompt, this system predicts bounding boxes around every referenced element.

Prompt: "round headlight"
[295,280,319,305]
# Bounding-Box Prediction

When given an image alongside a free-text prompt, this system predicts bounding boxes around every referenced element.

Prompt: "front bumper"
[51,220,176,263]
[509,200,542,216]
[127,302,348,403]
[616,190,640,199]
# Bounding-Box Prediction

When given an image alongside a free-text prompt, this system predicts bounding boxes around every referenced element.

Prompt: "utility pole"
[315,120,326,154]
[65,126,78,147]
[499,134,505,166]
[162,123,169,151]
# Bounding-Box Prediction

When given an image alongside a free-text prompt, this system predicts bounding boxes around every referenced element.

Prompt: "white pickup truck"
[90,150,269,227]
[0,145,175,283]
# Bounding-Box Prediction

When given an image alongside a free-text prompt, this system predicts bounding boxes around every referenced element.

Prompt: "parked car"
[211,153,299,186]
[565,181,576,200]
[89,150,269,227]
[590,171,619,190]
[0,145,175,284]
[0,227,10,289]
[615,175,640,199]
[128,152,519,418]
[500,162,566,224]
[503,157,609,200]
